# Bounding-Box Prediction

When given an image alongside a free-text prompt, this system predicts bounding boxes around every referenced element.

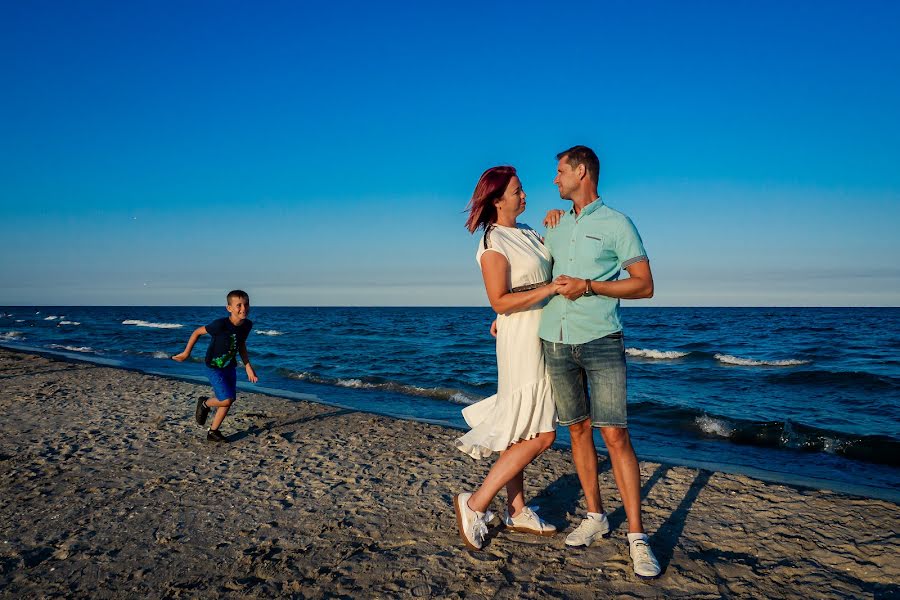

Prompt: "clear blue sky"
[2,0,898,306]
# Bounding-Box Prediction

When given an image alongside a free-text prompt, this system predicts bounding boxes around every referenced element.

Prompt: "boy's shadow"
[227,408,357,443]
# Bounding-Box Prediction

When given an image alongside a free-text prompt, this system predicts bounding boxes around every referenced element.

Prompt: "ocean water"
[1,306,898,501]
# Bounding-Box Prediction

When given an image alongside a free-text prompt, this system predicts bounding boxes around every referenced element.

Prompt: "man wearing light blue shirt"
[539,145,661,579]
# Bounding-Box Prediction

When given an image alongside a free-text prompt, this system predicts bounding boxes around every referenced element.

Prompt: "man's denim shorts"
[542,332,627,428]
[207,366,237,401]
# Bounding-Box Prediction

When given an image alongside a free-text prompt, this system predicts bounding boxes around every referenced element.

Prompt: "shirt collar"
[569,196,604,219]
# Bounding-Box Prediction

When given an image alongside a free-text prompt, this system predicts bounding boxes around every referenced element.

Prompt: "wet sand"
[0,348,897,599]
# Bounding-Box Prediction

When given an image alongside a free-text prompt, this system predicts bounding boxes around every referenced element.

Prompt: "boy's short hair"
[227,289,250,304]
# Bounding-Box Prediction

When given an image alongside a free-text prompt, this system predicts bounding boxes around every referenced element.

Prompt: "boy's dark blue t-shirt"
[204,317,253,369]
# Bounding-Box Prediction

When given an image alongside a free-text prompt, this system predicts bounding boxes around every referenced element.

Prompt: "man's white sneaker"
[502,506,556,537]
[629,535,661,579]
[564,513,610,546]
[453,493,492,550]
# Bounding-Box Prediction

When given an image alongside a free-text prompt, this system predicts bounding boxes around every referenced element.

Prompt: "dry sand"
[0,348,897,599]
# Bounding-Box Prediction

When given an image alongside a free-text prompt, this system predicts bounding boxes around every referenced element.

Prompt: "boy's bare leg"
[205,398,233,430]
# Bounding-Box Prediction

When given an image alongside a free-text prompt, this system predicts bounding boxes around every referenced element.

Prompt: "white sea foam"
[626,348,689,360]
[714,353,811,367]
[450,392,480,405]
[336,378,365,388]
[58,321,81,326]
[49,344,93,353]
[0,331,24,341]
[696,415,734,437]
[44,315,60,321]
[255,329,284,336]
[14,320,25,323]
[122,319,183,329]
[152,351,171,359]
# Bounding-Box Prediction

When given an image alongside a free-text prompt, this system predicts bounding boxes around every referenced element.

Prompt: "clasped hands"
[551,275,592,300]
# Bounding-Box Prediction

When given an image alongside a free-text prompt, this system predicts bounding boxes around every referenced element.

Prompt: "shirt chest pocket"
[582,234,616,262]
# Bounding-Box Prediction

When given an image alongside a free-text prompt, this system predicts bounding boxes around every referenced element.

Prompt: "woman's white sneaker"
[502,506,556,536]
[453,493,491,550]
[564,513,610,546]
[628,534,661,579]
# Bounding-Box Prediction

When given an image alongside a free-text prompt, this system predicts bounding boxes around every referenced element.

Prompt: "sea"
[1,306,898,502]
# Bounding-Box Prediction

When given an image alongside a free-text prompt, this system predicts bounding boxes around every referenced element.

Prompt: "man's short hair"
[227,289,249,304]
[557,145,600,184]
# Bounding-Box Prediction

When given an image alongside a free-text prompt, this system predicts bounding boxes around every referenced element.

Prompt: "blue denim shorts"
[542,332,627,428]
[207,366,237,401]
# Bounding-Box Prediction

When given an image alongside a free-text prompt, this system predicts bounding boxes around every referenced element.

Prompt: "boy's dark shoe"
[207,428,227,443]
[195,397,210,425]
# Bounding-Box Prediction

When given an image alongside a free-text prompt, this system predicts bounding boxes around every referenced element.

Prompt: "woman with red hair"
[454,166,560,550]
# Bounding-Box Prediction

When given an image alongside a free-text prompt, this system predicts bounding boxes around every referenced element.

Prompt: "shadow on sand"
[227,408,358,443]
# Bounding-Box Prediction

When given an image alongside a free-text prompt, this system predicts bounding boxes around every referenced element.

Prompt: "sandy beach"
[0,348,896,599]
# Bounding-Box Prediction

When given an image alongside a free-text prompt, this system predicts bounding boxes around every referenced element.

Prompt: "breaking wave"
[48,344,94,353]
[122,320,183,329]
[714,353,811,367]
[626,347,690,360]
[279,369,483,404]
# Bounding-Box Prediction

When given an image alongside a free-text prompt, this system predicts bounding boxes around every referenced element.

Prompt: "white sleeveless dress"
[456,223,558,459]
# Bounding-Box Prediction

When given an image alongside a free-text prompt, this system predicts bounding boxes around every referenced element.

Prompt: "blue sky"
[1,1,899,306]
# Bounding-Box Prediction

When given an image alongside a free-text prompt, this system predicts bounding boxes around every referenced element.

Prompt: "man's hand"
[490,319,498,338]
[543,209,565,228]
[171,352,189,362]
[245,363,258,383]
[555,275,589,300]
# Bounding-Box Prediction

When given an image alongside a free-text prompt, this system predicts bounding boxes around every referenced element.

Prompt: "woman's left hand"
[543,209,565,228]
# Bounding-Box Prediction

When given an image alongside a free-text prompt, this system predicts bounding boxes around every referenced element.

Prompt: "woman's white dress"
[456,223,557,459]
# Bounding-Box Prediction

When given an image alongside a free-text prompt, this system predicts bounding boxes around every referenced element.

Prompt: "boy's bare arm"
[172,326,207,362]
[239,341,258,383]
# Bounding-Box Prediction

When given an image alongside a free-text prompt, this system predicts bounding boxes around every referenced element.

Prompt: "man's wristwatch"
[583,279,594,297]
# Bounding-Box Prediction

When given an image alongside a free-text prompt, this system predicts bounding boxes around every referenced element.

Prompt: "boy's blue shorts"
[207,366,237,401]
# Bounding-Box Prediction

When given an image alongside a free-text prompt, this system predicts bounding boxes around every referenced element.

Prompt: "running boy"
[172,289,258,442]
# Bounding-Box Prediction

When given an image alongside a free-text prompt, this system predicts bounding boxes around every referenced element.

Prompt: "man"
[539,145,661,579]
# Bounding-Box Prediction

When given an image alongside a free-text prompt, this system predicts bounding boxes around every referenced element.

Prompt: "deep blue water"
[2,306,898,501]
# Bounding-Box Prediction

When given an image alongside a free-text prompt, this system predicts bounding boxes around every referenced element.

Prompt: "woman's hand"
[554,275,589,300]
[245,362,258,383]
[490,319,498,338]
[171,352,189,362]
[543,209,565,228]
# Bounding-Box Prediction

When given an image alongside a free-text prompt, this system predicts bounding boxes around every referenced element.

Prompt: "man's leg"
[600,426,643,533]
[568,418,604,514]
[543,340,611,546]
[584,333,660,576]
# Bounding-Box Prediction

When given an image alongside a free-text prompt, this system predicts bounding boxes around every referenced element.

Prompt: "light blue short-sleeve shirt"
[538,198,648,344]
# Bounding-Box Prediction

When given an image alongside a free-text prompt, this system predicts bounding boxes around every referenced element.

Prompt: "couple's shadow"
[532,458,712,574]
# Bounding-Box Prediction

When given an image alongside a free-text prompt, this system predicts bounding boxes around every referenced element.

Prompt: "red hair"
[464,166,517,233]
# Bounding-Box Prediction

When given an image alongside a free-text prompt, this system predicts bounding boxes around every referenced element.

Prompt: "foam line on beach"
[281,369,484,404]
[47,344,95,353]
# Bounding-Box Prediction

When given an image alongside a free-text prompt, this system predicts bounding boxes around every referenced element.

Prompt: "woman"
[454,166,559,550]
